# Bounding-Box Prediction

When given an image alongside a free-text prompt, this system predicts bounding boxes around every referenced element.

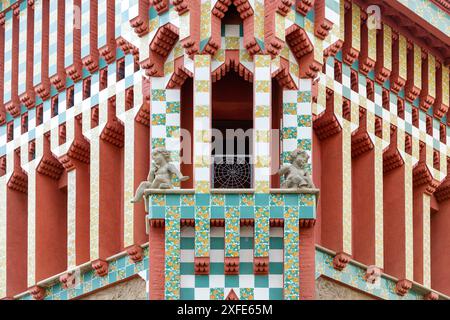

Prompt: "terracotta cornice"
[356,0,449,63]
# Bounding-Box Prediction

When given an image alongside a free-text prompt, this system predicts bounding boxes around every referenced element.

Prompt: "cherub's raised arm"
[278,165,290,176]
[147,167,155,182]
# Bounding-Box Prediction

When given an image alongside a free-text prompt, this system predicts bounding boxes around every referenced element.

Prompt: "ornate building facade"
[0,0,448,300]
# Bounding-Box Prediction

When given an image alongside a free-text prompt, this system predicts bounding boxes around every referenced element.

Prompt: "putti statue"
[278,149,315,189]
[131,148,189,203]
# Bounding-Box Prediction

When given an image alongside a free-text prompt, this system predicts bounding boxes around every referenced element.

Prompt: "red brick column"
[148,223,165,300]
[299,221,315,300]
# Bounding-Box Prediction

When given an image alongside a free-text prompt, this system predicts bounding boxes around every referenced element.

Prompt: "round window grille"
[213,156,252,189]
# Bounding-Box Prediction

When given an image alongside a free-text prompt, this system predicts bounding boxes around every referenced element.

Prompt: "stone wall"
[80,276,147,300]
[315,276,377,300]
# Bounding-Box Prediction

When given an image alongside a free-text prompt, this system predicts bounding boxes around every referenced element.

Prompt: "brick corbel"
[395,279,412,296]
[296,0,315,15]
[424,292,439,300]
[224,257,239,275]
[332,252,351,271]
[434,174,450,203]
[59,272,76,290]
[141,24,179,77]
[167,56,194,89]
[314,0,333,40]
[226,289,239,300]
[342,1,359,65]
[405,44,422,103]
[7,150,28,194]
[59,122,90,171]
[254,256,269,275]
[153,0,170,14]
[364,265,382,284]
[130,0,150,36]
[150,219,165,228]
[433,62,449,120]
[375,26,391,84]
[212,50,253,83]
[29,285,46,300]
[419,53,435,112]
[91,259,109,277]
[390,32,406,94]
[413,161,440,195]
[272,57,297,90]
[98,0,116,64]
[351,108,374,158]
[383,126,404,174]
[173,0,189,15]
[194,257,210,275]
[49,0,66,92]
[359,16,375,76]
[313,89,342,140]
[127,244,144,263]
[100,98,125,148]
[36,137,64,180]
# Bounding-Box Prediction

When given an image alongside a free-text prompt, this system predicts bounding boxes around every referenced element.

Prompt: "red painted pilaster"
[149,222,165,300]
[6,150,28,296]
[35,136,67,282]
[299,222,315,300]
[351,110,377,266]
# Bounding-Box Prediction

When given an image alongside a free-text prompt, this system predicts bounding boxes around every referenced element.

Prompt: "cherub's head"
[290,149,309,167]
[152,148,171,166]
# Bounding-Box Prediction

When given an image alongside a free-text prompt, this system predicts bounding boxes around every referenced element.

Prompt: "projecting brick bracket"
[332,252,351,271]
[59,272,76,289]
[395,279,412,296]
[364,265,382,284]
[194,257,210,275]
[127,244,144,263]
[92,259,109,277]
[424,292,439,300]
[29,285,46,300]
[224,257,239,275]
[254,256,269,275]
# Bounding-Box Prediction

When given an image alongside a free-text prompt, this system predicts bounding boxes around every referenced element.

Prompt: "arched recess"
[211,66,253,189]
[203,1,259,56]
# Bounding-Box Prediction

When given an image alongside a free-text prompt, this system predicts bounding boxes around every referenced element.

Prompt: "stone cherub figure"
[278,149,315,189]
[131,148,189,203]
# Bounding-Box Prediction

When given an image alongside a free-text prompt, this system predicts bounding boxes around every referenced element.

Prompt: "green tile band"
[165,211,181,299]
[254,206,270,257]
[225,207,240,257]
[195,206,210,257]
[283,215,299,300]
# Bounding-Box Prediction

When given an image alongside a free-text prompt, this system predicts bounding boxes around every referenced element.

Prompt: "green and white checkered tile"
[180,226,284,300]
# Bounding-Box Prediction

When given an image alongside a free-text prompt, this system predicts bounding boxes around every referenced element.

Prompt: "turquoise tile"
[269,206,283,218]
[225,275,239,287]
[195,194,210,206]
[270,237,283,249]
[150,206,165,219]
[240,237,254,249]
[210,263,224,275]
[210,237,224,249]
[300,206,315,219]
[225,194,240,206]
[255,194,269,206]
[180,237,194,249]
[180,206,195,219]
[255,275,269,287]
[240,206,254,218]
[126,265,135,277]
[166,194,180,206]
[239,262,253,274]
[180,288,195,300]
[180,262,195,275]
[269,288,283,300]
[269,262,284,274]
[195,275,209,288]
[108,272,117,283]
[211,206,225,218]
[284,194,298,206]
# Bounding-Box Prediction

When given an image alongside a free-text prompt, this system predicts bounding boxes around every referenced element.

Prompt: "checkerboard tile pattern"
[180,226,284,300]
[19,248,149,300]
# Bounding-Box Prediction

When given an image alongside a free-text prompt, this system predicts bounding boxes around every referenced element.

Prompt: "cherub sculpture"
[278,149,315,189]
[131,148,189,203]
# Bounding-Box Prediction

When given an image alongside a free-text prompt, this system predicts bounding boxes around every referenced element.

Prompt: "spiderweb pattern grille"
[212,155,252,189]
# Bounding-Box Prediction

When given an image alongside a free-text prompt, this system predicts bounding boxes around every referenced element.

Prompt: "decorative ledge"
[269,188,319,194]
[144,188,195,195]
[210,188,255,194]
